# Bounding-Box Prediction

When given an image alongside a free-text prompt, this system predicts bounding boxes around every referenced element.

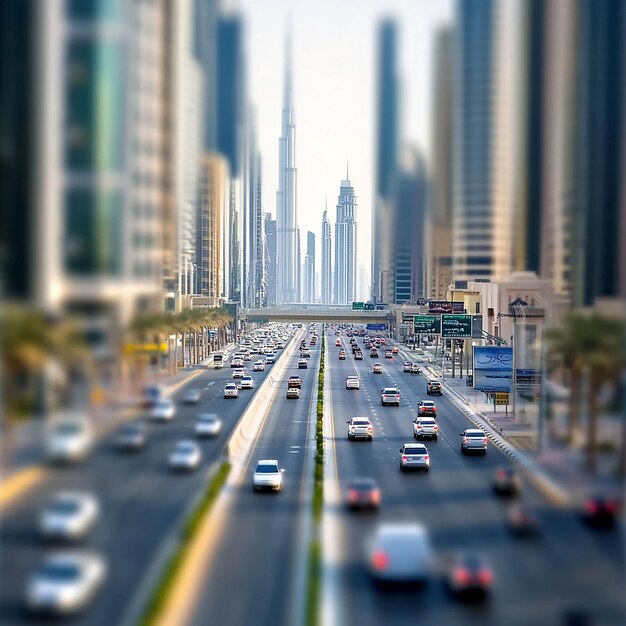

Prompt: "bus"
[213,353,225,369]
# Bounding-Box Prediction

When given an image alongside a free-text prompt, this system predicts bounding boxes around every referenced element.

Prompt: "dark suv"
[426,379,443,396]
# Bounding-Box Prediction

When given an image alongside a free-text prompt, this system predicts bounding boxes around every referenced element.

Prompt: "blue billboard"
[366,323,388,331]
[473,346,513,392]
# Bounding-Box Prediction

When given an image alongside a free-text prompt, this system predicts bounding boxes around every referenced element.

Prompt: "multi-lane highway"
[325,330,626,626]
[187,332,320,626]
[0,330,294,625]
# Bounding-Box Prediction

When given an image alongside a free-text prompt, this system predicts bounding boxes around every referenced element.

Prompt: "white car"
[368,524,432,583]
[39,492,100,541]
[232,368,245,379]
[240,375,254,389]
[286,387,300,399]
[46,419,93,464]
[150,399,175,422]
[347,417,374,441]
[252,360,266,372]
[372,363,383,374]
[381,387,401,406]
[265,354,276,365]
[195,414,222,438]
[346,376,361,390]
[413,417,439,441]
[253,459,285,492]
[224,383,239,399]
[25,551,107,616]
[169,440,202,471]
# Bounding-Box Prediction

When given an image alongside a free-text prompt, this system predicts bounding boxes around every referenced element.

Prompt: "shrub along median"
[306,329,325,626]
[140,462,231,626]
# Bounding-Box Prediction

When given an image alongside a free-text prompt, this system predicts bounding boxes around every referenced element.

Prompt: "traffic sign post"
[413,315,441,335]
[441,314,472,338]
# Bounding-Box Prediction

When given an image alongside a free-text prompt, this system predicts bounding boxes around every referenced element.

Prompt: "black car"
[427,379,443,395]
[583,496,619,528]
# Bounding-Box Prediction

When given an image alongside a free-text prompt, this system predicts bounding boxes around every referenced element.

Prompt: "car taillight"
[416,424,422,429]
[347,489,358,502]
[395,395,400,399]
[606,501,619,513]
[585,501,599,514]
[423,455,429,461]
[372,550,389,571]
[478,570,493,585]
[464,437,469,444]
[371,490,381,504]
[402,455,408,461]
[482,438,487,445]
[433,425,439,430]
[367,427,373,432]
[454,568,470,584]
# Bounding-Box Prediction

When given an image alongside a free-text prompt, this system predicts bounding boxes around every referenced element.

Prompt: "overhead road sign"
[515,369,542,385]
[441,314,472,338]
[413,315,441,334]
[366,323,388,331]
[352,302,364,310]
[364,303,375,311]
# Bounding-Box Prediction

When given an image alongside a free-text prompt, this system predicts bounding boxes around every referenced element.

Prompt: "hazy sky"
[239,0,453,282]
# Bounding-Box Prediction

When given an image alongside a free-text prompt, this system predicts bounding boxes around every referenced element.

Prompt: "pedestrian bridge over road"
[239,307,394,325]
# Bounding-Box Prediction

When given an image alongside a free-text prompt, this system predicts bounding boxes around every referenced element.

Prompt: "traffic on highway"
[1,323,624,626]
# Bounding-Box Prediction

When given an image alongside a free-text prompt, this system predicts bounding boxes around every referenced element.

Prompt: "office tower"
[196,153,228,305]
[248,149,265,307]
[541,0,626,307]
[372,19,399,303]
[264,213,277,307]
[304,231,315,303]
[392,148,427,303]
[10,0,168,326]
[426,27,454,299]
[321,206,332,304]
[275,36,298,304]
[453,0,514,287]
[334,174,358,305]
[217,14,246,303]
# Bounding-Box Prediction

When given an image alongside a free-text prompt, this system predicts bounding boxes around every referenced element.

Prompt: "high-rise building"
[264,213,277,306]
[275,36,298,304]
[372,19,399,303]
[541,0,626,307]
[321,206,332,304]
[334,174,358,305]
[426,27,454,300]
[247,148,265,307]
[452,0,514,287]
[392,149,427,303]
[304,231,315,303]
[196,153,228,305]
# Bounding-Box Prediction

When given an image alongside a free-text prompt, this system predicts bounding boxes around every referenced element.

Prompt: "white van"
[213,353,225,369]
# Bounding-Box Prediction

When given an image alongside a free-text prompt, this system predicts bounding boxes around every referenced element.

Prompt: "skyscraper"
[264,213,277,307]
[453,0,514,286]
[392,148,427,303]
[372,19,399,303]
[304,231,315,303]
[275,36,298,304]
[334,174,358,305]
[321,206,332,304]
[426,27,454,300]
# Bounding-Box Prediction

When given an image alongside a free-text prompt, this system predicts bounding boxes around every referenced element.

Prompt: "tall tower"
[304,231,316,303]
[321,205,332,304]
[275,34,298,304]
[334,173,358,305]
[372,19,399,303]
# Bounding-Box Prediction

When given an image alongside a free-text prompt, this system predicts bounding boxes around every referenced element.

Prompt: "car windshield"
[422,402,435,407]
[256,464,279,473]
[353,420,370,426]
[53,423,82,436]
[405,447,427,455]
[225,384,236,389]
[156,401,171,409]
[383,389,397,394]
[177,443,195,452]
[467,432,485,438]
[48,499,81,514]
[349,479,376,490]
[200,415,217,423]
[40,562,81,582]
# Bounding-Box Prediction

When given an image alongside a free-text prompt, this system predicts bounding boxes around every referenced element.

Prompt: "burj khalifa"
[275,36,298,304]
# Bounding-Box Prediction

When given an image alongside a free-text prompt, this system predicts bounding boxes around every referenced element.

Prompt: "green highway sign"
[364,302,375,311]
[352,302,364,310]
[441,314,472,338]
[413,315,441,334]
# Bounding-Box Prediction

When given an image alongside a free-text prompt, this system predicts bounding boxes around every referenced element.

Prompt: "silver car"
[413,418,439,441]
[195,414,222,438]
[25,551,107,616]
[169,440,202,471]
[39,492,100,541]
[368,523,432,583]
[115,423,147,451]
[460,428,487,455]
[253,459,284,492]
[150,399,175,422]
[399,443,430,471]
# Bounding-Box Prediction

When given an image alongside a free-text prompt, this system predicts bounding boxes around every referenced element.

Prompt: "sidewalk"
[400,343,624,503]
[1,342,237,493]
